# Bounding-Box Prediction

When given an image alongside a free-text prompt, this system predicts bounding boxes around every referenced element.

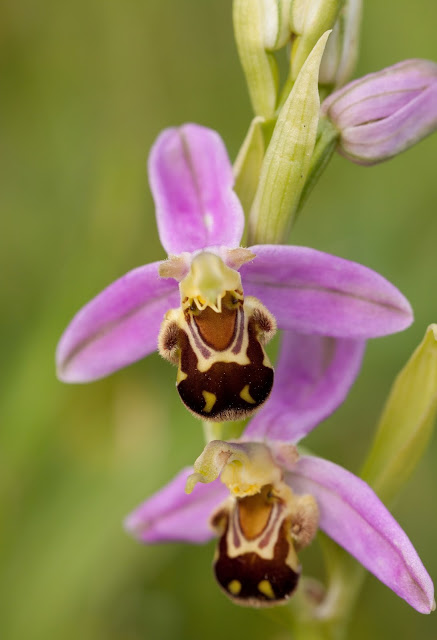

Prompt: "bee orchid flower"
[56,124,412,421]
[124,333,434,613]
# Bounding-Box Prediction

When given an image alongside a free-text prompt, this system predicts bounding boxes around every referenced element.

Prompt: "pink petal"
[149,124,244,255]
[56,262,179,382]
[124,468,227,544]
[245,331,365,442]
[287,456,434,613]
[241,245,413,338]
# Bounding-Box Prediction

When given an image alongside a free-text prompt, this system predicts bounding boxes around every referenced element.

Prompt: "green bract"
[362,325,437,504]
[248,31,330,244]
[233,116,266,224]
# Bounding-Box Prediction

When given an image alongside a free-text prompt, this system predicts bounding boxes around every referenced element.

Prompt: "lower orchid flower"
[56,123,412,422]
[124,332,434,613]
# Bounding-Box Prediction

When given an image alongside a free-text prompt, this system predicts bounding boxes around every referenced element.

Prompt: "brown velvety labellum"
[213,512,300,607]
[176,317,274,422]
[158,291,276,421]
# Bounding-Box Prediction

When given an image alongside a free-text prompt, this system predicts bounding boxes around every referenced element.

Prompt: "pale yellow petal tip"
[427,324,437,341]
[185,472,206,494]
[309,29,332,47]
[317,29,332,51]
[431,599,436,612]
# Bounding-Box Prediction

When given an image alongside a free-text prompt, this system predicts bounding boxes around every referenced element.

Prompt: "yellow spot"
[228,580,242,596]
[176,368,187,384]
[258,580,275,599]
[240,384,256,404]
[202,390,217,413]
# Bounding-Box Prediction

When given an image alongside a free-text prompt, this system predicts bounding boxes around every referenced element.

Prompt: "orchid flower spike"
[56,124,412,421]
[321,59,437,165]
[125,333,434,613]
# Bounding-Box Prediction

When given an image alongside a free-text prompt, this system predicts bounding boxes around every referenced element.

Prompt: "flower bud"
[289,0,342,80]
[321,59,437,165]
[361,325,437,504]
[319,0,362,89]
[262,0,292,51]
[233,0,279,119]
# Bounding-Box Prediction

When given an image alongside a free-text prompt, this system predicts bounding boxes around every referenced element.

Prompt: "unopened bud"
[289,0,342,80]
[262,0,292,50]
[321,59,437,165]
[233,0,279,119]
[319,0,362,89]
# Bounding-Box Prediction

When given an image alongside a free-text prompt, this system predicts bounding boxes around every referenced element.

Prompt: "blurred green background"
[1,1,436,639]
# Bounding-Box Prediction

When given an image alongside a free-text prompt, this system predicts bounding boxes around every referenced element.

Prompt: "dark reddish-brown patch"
[214,512,300,606]
[193,304,237,351]
[176,318,273,421]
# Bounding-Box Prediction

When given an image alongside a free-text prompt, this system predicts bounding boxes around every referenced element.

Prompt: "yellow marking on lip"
[240,384,256,404]
[258,580,275,599]
[202,390,217,413]
[176,368,188,384]
[228,580,242,596]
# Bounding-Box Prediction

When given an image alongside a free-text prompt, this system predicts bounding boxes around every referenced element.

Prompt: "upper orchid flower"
[56,124,412,421]
[124,333,434,613]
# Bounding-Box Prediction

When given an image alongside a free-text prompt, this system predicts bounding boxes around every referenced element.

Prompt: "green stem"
[291,618,344,640]
[295,116,339,220]
[314,534,366,638]
[202,419,247,443]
